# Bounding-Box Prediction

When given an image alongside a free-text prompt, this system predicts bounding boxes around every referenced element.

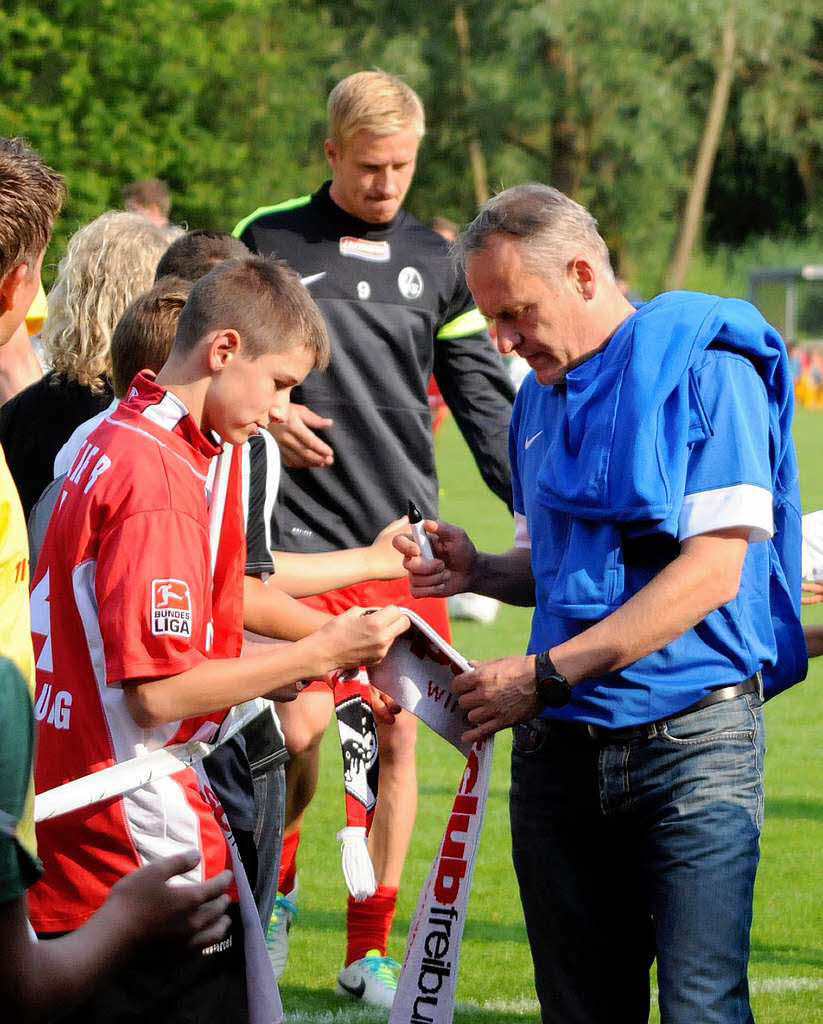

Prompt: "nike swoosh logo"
[338,978,366,999]
[524,431,543,450]
[300,272,326,286]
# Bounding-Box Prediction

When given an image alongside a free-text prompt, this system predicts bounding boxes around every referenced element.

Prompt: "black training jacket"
[234,182,514,552]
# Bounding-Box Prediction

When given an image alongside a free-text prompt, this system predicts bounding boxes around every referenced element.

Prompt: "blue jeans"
[510,693,765,1024]
[252,761,285,932]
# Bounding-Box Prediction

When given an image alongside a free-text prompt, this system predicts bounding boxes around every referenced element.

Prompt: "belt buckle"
[586,723,600,741]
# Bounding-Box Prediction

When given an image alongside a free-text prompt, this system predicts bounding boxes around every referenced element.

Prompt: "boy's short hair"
[122,178,172,218]
[155,230,250,283]
[174,255,330,370]
[111,276,192,398]
[327,71,425,144]
[0,137,65,281]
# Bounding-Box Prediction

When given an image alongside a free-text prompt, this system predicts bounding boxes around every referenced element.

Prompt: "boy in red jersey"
[0,136,234,1024]
[29,255,409,1023]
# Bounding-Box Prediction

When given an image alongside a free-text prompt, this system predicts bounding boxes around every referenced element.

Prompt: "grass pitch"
[279,407,823,1023]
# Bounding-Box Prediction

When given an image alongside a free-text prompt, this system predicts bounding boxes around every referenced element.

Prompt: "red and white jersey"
[29,373,246,932]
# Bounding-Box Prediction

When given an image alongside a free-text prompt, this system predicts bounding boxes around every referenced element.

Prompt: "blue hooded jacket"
[522,291,806,703]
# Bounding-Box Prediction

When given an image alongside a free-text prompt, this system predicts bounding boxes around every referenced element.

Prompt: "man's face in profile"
[326,128,419,224]
[467,234,589,387]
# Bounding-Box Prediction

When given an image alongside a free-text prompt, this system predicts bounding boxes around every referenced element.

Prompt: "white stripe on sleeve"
[260,430,281,554]
[678,483,773,543]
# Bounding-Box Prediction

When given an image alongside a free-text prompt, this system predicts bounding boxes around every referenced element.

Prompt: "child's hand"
[802,581,823,605]
[368,516,411,580]
[315,606,410,675]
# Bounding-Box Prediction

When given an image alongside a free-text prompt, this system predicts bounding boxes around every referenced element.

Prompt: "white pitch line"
[282,978,823,1022]
[456,996,539,1014]
[284,1011,385,1024]
[750,977,823,994]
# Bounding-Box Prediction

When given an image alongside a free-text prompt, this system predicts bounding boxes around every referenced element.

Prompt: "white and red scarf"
[371,611,494,1024]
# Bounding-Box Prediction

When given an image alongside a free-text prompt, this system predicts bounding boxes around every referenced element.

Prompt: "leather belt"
[549,675,762,746]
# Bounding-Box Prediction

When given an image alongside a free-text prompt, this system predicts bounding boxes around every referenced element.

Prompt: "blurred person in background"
[801,510,823,655]
[0,211,173,517]
[41,275,194,516]
[123,177,172,227]
[155,229,249,282]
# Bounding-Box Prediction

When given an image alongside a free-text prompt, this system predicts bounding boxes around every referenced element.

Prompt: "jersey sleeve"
[95,510,211,683]
[243,432,280,578]
[678,352,774,543]
[434,274,515,512]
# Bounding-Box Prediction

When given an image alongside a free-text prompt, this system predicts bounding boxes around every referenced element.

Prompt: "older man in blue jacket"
[397,183,806,1024]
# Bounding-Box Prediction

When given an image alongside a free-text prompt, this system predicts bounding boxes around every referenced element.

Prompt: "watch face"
[535,653,571,709]
[540,677,571,709]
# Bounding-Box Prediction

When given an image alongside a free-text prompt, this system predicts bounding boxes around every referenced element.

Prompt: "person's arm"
[271,516,409,597]
[243,575,331,640]
[453,527,751,742]
[242,430,405,601]
[1,851,231,1023]
[124,605,410,728]
[456,349,776,740]
[90,510,408,725]
[433,318,515,512]
[393,519,535,606]
[550,527,750,682]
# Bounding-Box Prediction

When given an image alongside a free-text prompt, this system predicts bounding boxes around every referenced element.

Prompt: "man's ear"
[324,138,339,169]
[206,328,242,372]
[567,257,597,301]
[0,264,29,315]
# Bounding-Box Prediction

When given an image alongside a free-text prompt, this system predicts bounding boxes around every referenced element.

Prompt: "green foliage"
[1,1,821,292]
[0,0,339,280]
[692,237,823,301]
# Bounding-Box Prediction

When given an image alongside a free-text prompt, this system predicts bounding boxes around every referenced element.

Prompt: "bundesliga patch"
[339,236,391,262]
[151,578,192,637]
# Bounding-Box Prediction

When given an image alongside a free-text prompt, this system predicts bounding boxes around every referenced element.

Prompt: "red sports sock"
[345,885,398,965]
[278,827,300,895]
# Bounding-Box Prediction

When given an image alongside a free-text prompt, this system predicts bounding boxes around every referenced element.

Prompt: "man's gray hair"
[456,184,613,282]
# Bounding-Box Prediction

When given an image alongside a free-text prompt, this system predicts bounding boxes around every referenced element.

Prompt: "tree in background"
[0,0,340,276]
[1,0,820,295]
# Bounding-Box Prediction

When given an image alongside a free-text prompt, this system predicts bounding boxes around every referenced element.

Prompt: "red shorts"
[300,578,451,691]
